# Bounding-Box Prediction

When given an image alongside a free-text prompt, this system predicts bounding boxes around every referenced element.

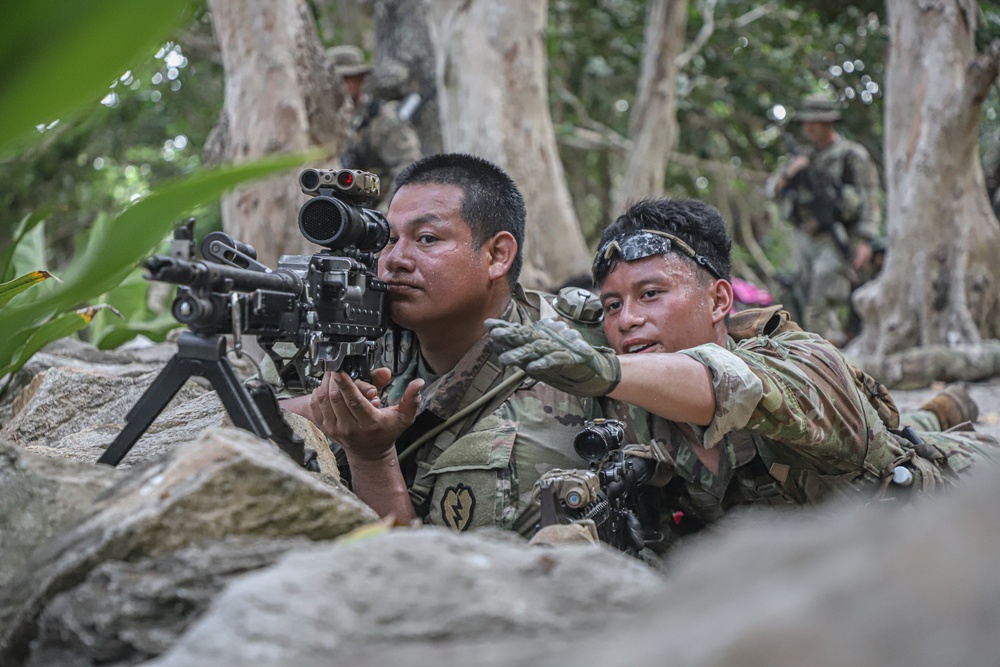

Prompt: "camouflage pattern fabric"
[341,98,422,208]
[381,289,604,537]
[778,136,882,344]
[618,328,998,537]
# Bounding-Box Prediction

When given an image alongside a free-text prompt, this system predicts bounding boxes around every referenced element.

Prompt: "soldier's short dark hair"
[594,198,732,286]
[394,153,526,286]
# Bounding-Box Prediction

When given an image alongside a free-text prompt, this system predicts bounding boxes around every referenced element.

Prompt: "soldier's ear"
[711,279,734,324]
[484,231,517,282]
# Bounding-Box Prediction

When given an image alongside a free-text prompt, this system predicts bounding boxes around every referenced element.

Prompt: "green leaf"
[0,0,194,152]
[0,152,314,366]
[93,311,180,350]
[0,211,49,282]
[0,271,53,308]
[0,307,100,379]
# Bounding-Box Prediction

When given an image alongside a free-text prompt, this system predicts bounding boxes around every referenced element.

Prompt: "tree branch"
[968,39,1000,106]
[676,0,717,70]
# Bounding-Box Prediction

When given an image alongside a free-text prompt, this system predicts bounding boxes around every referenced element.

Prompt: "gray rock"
[0,440,119,587]
[28,536,312,667]
[0,427,378,666]
[144,466,1000,667]
[3,366,212,467]
[145,527,665,667]
[535,468,1000,667]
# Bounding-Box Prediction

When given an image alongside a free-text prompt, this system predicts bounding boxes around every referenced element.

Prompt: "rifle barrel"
[145,255,302,294]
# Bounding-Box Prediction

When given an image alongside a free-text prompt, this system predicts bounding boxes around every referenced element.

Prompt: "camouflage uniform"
[615,327,996,538]
[777,136,882,345]
[378,287,605,536]
[341,98,422,208]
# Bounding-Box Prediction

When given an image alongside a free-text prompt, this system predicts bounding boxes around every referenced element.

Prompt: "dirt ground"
[891,376,1000,441]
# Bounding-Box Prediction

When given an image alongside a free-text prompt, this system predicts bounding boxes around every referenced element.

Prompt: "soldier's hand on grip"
[485,318,620,397]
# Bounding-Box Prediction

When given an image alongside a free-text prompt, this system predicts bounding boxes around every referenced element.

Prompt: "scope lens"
[300,169,320,192]
[573,429,610,463]
[298,197,389,251]
[299,197,348,246]
[337,171,355,188]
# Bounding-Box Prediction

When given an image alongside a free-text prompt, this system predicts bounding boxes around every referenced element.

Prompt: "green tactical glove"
[485,317,621,397]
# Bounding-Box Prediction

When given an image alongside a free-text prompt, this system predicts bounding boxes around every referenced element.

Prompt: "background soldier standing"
[329,45,422,209]
[769,94,883,347]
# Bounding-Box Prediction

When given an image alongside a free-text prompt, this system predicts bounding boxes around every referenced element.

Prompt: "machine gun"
[97,168,389,469]
[534,419,662,556]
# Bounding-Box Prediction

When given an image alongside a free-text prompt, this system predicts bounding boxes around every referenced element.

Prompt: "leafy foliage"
[548,1,890,237]
[0,0,312,394]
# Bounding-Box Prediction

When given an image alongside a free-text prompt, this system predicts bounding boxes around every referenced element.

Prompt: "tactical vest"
[392,286,605,519]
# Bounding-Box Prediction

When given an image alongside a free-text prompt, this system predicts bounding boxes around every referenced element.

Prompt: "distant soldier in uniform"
[282,153,606,535]
[768,94,883,347]
[489,198,995,549]
[329,45,423,208]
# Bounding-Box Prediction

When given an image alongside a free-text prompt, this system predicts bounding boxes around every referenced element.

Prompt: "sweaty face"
[599,254,722,355]
[379,183,490,333]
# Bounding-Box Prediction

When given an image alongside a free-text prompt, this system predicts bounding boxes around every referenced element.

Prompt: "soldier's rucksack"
[727,304,900,430]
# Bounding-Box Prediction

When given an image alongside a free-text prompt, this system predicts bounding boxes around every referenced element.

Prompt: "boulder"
[28,536,312,667]
[1,340,339,477]
[0,427,378,666]
[144,467,1000,667]
[0,440,119,587]
[145,528,665,666]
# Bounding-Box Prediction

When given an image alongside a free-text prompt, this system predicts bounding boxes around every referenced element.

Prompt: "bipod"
[98,330,316,470]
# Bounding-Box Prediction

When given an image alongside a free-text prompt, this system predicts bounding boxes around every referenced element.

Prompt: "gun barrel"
[145,255,302,294]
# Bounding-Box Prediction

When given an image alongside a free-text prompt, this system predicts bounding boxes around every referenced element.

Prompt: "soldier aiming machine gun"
[535,419,662,556]
[97,168,389,469]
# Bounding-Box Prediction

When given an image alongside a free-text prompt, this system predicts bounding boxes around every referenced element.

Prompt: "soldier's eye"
[416,234,437,244]
[603,301,621,313]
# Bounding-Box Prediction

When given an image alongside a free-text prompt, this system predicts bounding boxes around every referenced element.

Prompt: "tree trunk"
[425,0,590,290]
[372,0,441,156]
[849,0,1000,360]
[611,0,689,215]
[208,0,348,269]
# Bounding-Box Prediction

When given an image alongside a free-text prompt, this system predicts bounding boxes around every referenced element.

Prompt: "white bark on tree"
[208,0,348,269]
[373,0,441,156]
[849,0,1000,360]
[611,0,689,215]
[425,0,590,289]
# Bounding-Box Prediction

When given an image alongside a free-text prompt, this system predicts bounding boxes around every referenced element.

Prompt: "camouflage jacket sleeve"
[678,331,872,467]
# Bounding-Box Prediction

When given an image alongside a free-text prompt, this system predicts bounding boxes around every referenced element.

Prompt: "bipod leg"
[98,332,272,467]
[97,353,197,466]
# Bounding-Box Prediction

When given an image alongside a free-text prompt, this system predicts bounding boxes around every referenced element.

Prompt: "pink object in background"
[731,278,773,306]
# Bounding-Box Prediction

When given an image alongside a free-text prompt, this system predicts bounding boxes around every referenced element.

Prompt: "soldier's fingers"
[525,349,581,374]
[396,378,425,424]
[498,339,555,367]
[370,367,393,394]
[331,372,378,423]
[353,376,380,405]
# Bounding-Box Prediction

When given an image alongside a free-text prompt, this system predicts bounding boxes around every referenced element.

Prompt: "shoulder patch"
[440,483,477,532]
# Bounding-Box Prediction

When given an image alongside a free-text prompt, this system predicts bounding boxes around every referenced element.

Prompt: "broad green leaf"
[0,211,48,282]
[0,271,53,307]
[0,306,105,379]
[0,152,314,366]
[93,311,180,350]
[0,0,193,152]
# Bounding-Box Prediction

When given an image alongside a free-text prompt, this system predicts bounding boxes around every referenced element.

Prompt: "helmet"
[328,45,371,77]
[794,94,841,122]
